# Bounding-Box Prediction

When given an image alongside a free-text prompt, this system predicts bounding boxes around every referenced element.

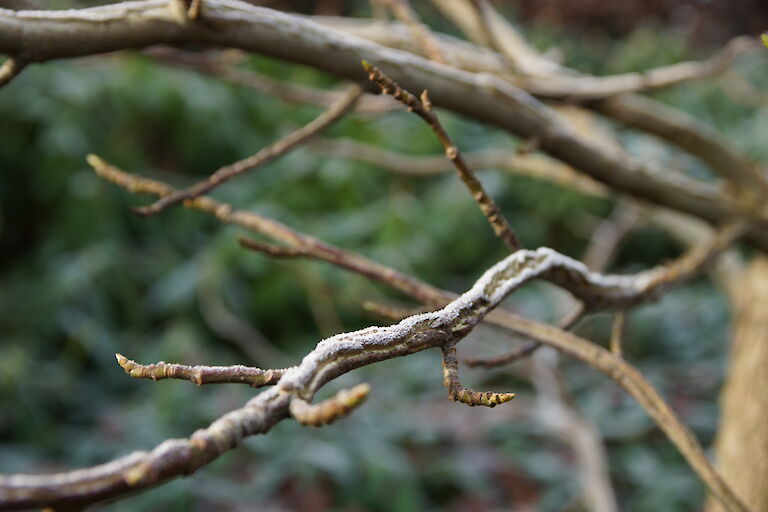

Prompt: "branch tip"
[290,383,371,426]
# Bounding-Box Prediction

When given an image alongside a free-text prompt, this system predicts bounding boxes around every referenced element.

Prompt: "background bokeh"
[1,2,766,510]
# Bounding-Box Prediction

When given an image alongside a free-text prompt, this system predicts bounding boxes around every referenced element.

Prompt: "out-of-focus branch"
[592,95,768,194]
[379,0,446,64]
[146,48,399,114]
[2,1,766,249]
[197,268,287,366]
[464,303,584,369]
[91,154,746,315]
[0,56,25,87]
[428,0,564,76]
[530,347,618,512]
[308,137,607,195]
[323,15,768,197]
[364,62,521,252]
[520,36,759,100]
[326,14,758,100]
[610,312,625,357]
[582,204,643,271]
[134,84,362,216]
[115,353,286,387]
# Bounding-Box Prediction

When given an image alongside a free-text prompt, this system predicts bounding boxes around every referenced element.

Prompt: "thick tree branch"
[2,0,766,249]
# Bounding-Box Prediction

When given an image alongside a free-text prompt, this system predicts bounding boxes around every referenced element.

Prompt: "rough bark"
[708,257,768,511]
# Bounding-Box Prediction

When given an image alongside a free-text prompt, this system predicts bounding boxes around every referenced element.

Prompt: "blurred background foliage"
[0,2,766,511]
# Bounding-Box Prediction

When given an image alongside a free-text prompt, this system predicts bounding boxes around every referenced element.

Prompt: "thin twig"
[115,354,286,388]
[582,204,643,272]
[610,312,625,357]
[464,302,584,368]
[146,48,399,114]
[441,344,515,407]
[308,137,607,195]
[133,84,363,216]
[0,57,27,88]
[290,383,371,426]
[363,61,522,252]
[90,156,745,314]
[379,0,447,64]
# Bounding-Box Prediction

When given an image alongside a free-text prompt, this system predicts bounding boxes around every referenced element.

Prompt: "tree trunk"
[708,256,768,511]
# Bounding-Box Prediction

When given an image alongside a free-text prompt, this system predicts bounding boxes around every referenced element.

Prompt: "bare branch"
[115,353,286,388]
[464,339,539,369]
[290,383,371,426]
[464,302,584,369]
[134,84,362,216]
[592,94,768,195]
[309,137,607,195]
[379,0,446,64]
[441,344,515,407]
[0,158,745,511]
[610,312,625,357]
[362,300,429,321]
[238,238,308,259]
[2,1,766,249]
[146,48,399,114]
[582,203,643,271]
[523,36,760,101]
[364,61,521,252]
[90,155,745,314]
[0,56,25,87]
[88,154,448,306]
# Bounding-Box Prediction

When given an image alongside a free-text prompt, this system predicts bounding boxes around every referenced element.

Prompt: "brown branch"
[522,36,760,101]
[133,84,363,216]
[290,383,371,426]
[309,137,607,195]
[115,353,286,387]
[88,154,447,306]
[3,1,767,250]
[237,238,308,259]
[362,300,428,321]
[441,344,515,407]
[90,155,745,314]
[187,0,202,20]
[364,61,522,252]
[0,160,746,511]
[591,94,768,195]
[466,0,524,72]
[379,0,446,64]
[464,339,539,369]
[610,312,625,357]
[146,48,399,114]
[0,56,25,87]
[582,203,643,271]
[464,302,584,369]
